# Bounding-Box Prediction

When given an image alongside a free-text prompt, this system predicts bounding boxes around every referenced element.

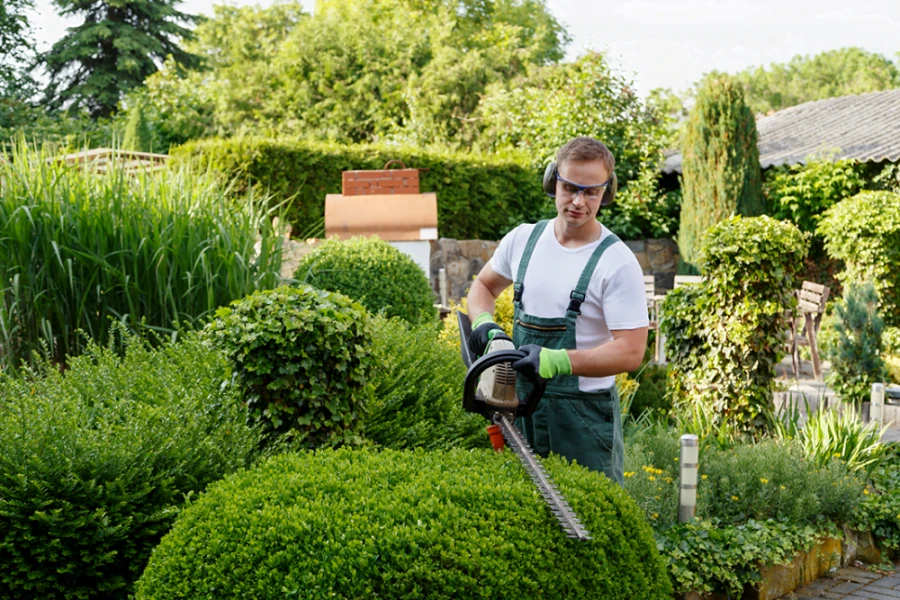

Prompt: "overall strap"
[513,220,549,304]
[567,232,622,315]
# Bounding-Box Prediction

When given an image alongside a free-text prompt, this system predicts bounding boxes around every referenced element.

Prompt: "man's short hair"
[556,137,615,174]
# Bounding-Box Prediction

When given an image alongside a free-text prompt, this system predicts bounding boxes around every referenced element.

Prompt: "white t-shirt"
[490,219,649,391]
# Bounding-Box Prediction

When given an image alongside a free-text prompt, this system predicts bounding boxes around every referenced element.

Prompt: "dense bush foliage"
[819,191,900,326]
[0,331,261,599]
[678,77,764,273]
[365,315,486,450]
[477,52,672,179]
[763,156,865,235]
[661,216,808,429]
[136,448,672,600]
[0,145,283,371]
[825,283,887,405]
[627,364,670,420]
[173,136,547,240]
[853,444,900,551]
[205,285,373,448]
[296,236,436,325]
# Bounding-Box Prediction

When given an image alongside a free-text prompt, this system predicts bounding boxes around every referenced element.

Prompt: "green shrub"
[819,190,900,325]
[677,77,764,273]
[764,155,865,235]
[0,144,283,371]
[624,428,863,531]
[136,448,673,600]
[853,444,900,550]
[366,315,486,450]
[0,331,261,599]
[796,405,886,475]
[826,282,887,405]
[205,285,373,448]
[172,137,546,240]
[661,216,808,430]
[628,363,670,420]
[296,236,436,325]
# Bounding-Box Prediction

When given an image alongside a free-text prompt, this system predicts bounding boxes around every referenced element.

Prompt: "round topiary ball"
[205,284,373,449]
[295,236,436,325]
[136,448,672,600]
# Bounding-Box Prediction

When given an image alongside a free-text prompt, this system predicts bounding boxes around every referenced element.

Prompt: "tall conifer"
[678,77,763,273]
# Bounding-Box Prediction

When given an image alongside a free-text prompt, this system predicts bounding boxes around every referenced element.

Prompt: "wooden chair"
[787,281,830,381]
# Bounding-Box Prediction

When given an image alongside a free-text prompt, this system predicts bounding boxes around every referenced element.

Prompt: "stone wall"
[430,237,680,304]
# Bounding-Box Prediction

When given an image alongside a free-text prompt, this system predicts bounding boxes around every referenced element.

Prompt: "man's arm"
[467,263,513,318]
[567,327,648,377]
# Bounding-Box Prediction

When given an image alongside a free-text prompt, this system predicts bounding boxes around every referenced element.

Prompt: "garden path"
[787,565,900,599]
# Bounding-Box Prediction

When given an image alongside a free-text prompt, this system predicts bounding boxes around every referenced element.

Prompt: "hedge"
[136,448,673,600]
[171,137,549,240]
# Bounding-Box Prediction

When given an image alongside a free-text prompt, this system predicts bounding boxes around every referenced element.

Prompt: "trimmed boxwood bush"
[296,236,436,325]
[171,137,547,240]
[136,448,673,600]
[819,190,900,326]
[366,315,486,450]
[0,331,261,600]
[206,285,373,449]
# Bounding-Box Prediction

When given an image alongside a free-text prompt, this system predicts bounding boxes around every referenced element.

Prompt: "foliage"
[296,236,436,326]
[602,169,681,240]
[700,48,900,116]
[825,283,887,405]
[624,427,862,531]
[365,315,486,450]
[173,136,545,240]
[0,330,261,599]
[678,77,764,273]
[0,145,283,371]
[852,444,900,550]
[206,285,373,449]
[136,448,673,600]
[438,286,516,349]
[791,405,886,476]
[0,0,35,98]
[819,191,900,326]
[628,363,670,420]
[478,51,671,180]
[763,155,866,234]
[157,0,565,145]
[121,98,154,152]
[41,0,201,118]
[658,519,822,596]
[662,216,808,430]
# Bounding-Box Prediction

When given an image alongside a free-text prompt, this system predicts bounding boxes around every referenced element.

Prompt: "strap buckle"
[513,283,524,303]
[567,291,585,315]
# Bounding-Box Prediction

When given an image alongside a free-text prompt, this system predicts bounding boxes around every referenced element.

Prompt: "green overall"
[513,220,625,485]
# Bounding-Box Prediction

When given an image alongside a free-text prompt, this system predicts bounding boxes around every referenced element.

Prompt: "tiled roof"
[661,88,900,174]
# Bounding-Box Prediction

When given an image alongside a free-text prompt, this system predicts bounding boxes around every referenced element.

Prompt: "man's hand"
[469,312,505,358]
[513,344,572,380]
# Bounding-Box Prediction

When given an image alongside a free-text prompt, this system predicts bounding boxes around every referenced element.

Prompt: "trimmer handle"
[462,349,546,418]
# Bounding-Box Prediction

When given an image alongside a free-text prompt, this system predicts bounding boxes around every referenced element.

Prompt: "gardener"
[466,136,649,485]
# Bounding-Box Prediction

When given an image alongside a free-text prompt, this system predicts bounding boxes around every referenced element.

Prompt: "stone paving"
[785,566,900,599]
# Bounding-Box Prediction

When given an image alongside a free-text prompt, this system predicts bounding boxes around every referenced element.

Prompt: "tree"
[678,77,763,273]
[0,0,35,96]
[41,0,201,118]
[477,52,671,180]
[122,99,153,152]
[141,0,565,145]
[698,48,900,116]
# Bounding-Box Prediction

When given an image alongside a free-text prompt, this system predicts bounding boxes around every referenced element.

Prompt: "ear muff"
[542,161,558,196]
[542,161,618,206]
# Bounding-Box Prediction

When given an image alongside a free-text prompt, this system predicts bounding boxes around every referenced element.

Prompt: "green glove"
[513,344,572,380]
[469,312,505,357]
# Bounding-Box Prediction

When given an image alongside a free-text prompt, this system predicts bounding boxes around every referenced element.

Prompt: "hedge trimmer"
[457,312,591,541]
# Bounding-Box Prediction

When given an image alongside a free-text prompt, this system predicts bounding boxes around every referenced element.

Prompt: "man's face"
[554,159,610,229]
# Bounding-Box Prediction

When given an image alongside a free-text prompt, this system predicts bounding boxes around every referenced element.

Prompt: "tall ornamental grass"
[0,145,283,370]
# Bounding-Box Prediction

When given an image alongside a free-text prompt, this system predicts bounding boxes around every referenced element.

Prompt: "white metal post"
[678,434,699,523]
[871,383,886,425]
[439,268,448,307]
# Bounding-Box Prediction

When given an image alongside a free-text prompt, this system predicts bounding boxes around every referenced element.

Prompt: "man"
[466,137,649,485]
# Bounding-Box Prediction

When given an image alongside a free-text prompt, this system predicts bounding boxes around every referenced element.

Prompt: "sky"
[28,0,900,97]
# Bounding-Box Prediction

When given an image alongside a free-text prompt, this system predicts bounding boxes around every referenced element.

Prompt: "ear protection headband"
[542,161,617,207]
